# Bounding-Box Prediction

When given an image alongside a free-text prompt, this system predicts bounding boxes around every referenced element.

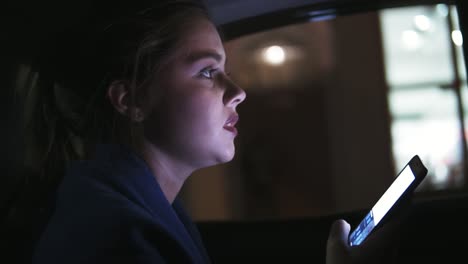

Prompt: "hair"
[18,0,210,184]
[4,1,213,259]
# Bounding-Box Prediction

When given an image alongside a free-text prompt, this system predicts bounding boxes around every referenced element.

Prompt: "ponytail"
[0,61,91,263]
[3,2,211,262]
[21,65,84,184]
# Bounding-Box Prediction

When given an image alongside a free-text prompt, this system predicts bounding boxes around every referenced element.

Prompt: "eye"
[199,67,218,79]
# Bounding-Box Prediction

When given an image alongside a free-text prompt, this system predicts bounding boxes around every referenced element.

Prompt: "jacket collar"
[91,143,209,263]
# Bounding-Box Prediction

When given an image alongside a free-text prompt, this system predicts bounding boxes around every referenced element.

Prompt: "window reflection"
[380,5,467,190]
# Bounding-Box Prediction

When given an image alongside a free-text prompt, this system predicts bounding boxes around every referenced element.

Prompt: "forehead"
[177,18,226,61]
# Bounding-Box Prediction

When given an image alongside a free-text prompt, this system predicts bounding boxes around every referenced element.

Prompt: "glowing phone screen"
[348,166,415,246]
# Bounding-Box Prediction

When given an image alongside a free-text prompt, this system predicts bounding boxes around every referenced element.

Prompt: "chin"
[214,147,236,164]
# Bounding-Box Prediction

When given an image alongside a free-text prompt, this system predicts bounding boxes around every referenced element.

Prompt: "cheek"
[175,91,221,135]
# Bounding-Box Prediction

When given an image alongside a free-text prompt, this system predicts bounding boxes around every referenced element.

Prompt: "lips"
[224,113,239,135]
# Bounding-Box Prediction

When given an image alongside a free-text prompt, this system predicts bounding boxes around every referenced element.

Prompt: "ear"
[107,80,144,122]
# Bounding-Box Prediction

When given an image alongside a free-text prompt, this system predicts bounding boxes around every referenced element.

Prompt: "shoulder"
[33,145,201,263]
[46,159,162,236]
[33,159,195,263]
[33,188,188,264]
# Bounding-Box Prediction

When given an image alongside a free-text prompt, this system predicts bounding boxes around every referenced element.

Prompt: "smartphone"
[348,155,428,246]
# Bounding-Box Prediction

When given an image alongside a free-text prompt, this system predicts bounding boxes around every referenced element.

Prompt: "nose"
[223,77,246,108]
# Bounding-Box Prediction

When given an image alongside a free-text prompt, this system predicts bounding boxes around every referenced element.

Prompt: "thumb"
[328,219,351,246]
[327,219,352,264]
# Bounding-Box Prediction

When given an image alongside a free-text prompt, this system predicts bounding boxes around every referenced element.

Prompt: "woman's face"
[142,17,246,169]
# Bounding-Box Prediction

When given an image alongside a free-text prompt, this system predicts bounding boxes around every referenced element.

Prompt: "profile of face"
[140,17,246,170]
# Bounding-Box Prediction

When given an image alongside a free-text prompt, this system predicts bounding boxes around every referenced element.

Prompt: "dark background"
[2,0,468,263]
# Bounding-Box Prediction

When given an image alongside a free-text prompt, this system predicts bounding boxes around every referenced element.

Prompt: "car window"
[180,3,468,221]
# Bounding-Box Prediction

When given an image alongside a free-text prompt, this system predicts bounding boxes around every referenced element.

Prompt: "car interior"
[2,0,468,263]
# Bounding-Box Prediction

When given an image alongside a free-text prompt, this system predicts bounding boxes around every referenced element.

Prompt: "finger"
[327,220,352,264]
[327,219,351,247]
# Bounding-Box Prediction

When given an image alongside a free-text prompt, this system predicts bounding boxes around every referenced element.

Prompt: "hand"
[326,219,352,264]
[326,206,409,264]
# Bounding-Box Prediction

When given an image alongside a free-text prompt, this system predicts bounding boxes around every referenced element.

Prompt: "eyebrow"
[186,50,224,64]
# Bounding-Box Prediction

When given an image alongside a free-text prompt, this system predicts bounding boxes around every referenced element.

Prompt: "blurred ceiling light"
[263,45,285,65]
[401,30,422,50]
[414,15,431,32]
[436,4,449,17]
[452,30,463,46]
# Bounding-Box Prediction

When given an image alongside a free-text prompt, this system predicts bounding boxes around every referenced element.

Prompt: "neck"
[131,139,194,204]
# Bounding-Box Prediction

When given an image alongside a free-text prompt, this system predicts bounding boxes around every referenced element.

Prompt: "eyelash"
[199,68,218,79]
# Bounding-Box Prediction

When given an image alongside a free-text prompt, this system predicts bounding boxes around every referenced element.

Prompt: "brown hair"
[3,3,212,260]
[19,0,210,183]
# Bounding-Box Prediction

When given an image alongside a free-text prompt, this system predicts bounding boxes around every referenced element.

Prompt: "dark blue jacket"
[32,144,211,263]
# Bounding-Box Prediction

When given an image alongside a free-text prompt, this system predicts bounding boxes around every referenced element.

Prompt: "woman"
[20,0,392,263]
